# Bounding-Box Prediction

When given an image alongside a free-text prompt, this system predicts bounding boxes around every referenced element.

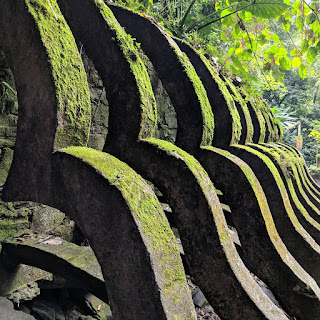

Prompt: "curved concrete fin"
[220,77,254,145]
[278,142,320,195]
[229,145,320,284]
[52,147,195,320]
[259,98,281,142]
[250,94,274,142]
[0,0,91,203]
[173,40,242,147]
[260,143,320,215]
[2,234,107,303]
[198,146,320,320]
[120,139,289,320]
[239,87,266,143]
[57,0,157,148]
[108,4,214,153]
[57,2,292,318]
[249,144,320,240]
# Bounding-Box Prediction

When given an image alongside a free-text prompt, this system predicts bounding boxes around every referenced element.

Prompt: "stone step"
[0,297,35,320]
[2,233,107,303]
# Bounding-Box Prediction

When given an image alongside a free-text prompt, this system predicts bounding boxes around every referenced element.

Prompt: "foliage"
[113,0,320,89]
[0,81,16,114]
[271,105,297,128]
[112,0,320,165]
[309,120,320,144]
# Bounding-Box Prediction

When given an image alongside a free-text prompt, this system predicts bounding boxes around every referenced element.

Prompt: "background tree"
[111,0,320,167]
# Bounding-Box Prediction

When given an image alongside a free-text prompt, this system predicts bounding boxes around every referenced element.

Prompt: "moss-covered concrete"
[199,145,320,318]
[250,143,320,236]
[223,78,254,144]
[175,39,239,147]
[201,57,242,145]
[177,52,214,147]
[0,147,13,186]
[267,143,320,214]
[59,146,195,320]
[93,0,157,140]
[26,0,91,149]
[0,217,29,241]
[230,144,320,283]
[0,263,52,304]
[259,98,280,142]
[142,138,287,319]
[238,87,266,143]
[278,142,320,197]
[108,4,214,152]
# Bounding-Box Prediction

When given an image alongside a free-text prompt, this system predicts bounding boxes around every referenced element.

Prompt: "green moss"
[202,145,320,291]
[26,0,91,149]
[239,87,266,143]
[274,144,320,209]
[175,52,214,147]
[224,77,254,144]
[0,148,13,186]
[198,56,242,145]
[281,142,320,196]
[94,0,157,140]
[145,139,292,317]
[252,144,320,231]
[60,146,189,309]
[255,98,280,142]
[0,217,29,241]
[236,144,320,254]
[97,4,213,146]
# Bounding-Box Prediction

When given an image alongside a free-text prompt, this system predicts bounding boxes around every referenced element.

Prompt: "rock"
[84,293,112,320]
[6,282,40,305]
[0,297,35,320]
[31,205,65,234]
[192,287,207,308]
[32,298,65,320]
[50,218,75,242]
[0,216,29,241]
[0,263,52,303]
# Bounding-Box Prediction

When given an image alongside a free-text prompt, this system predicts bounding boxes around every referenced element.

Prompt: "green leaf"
[1,81,16,95]
[311,19,320,34]
[299,64,307,78]
[307,46,317,64]
[292,56,301,67]
[292,0,300,11]
[244,11,253,20]
[242,49,253,59]
[220,32,227,41]
[272,34,280,43]
[241,0,289,19]
[251,40,258,51]
[246,72,258,82]
[301,39,309,52]
[231,55,245,72]
[280,56,291,70]
[257,33,267,44]
[272,67,284,81]
[234,24,241,37]
[296,16,304,31]
[276,47,287,57]
[306,13,316,25]
[290,49,299,56]
[283,10,291,21]
[227,47,236,56]
[282,22,290,32]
